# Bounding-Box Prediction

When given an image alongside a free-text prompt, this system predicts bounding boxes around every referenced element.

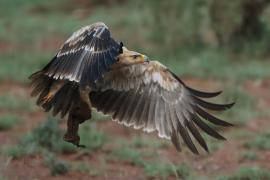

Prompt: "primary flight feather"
[29,22,234,154]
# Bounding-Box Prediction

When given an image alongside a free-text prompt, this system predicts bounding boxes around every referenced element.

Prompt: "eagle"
[29,22,234,154]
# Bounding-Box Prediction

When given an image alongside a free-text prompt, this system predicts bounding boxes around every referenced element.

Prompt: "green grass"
[42,150,70,176]
[3,117,107,157]
[110,147,145,166]
[72,162,91,173]
[0,52,51,83]
[22,117,77,153]
[110,147,195,179]
[244,131,270,150]
[0,117,107,160]
[0,175,8,180]
[0,115,21,130]
[131,136,169,149]
[0,118,76,159]
[165,50,270,81]
[0,93,36,112]
[200,134,224,152]
[217,166,270,180]
[144,163,193,179]
[240,151,258,161]
[72,162,102,176]
[0,0,270,83]
[218,87,259,126]
[1,145,25,159]
[79,122,107,152]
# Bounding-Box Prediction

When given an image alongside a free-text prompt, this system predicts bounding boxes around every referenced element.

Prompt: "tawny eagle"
[30,22,234,154]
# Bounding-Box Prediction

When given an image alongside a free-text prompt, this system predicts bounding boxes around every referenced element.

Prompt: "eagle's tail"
[29,71,79,118]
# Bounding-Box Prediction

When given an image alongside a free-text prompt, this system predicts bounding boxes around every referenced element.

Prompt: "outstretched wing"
[90,61,234,154]
[34,22,122,87]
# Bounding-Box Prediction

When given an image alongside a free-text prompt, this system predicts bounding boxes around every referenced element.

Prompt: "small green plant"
[22,117,76,153]
[43,151,70,176]
[0,115,21,130]
[111,146,193,179]
[144,163,172,179]
[244,131,270,150]
[2,117,107,159]
[0,94,36,112]
[1,145,25,159]
[174,164,193,179]
[72,162,101,176]
[217,166,270,180]
[131,136,169,149]
[79,122,107,151]
[144,163,192,179]
[0,175,8,180]
[241,151,258,161]
[72,162,91,173]
[111,147,144,166]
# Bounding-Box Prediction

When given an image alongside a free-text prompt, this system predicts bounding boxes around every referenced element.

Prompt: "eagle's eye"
[133,55,139,59]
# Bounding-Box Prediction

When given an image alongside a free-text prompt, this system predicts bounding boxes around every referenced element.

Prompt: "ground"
[0,77,270,180]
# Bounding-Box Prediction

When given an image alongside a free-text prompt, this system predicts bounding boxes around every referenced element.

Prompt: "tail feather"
[30,71,79,118]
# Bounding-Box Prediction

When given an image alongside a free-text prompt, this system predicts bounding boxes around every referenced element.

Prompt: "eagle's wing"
[36,22,122,87]
[90,61,234,154]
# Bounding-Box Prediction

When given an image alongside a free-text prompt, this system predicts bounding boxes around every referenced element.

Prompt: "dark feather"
[116,92,133,122]
[185,117,209,152]
[121,90,140,125]
[88,61,234,154]
[171,127,181,151]
[169,71,222,98]
[60,85,77,118]
[112,91,130,120]
[111,92,128,119]
[92,90,112,111]
[146,87,156,131]
[134,91,148,128]
[30,22,121,88]
[187,86,222,98]
[193,96,235,111]
[195,105,233,126]
[177,120,198,154]
[138,89,151,128]
[102,92,120,114]
[192,113,226,140]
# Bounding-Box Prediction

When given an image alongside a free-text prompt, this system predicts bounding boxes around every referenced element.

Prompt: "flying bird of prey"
[29,22,234,154]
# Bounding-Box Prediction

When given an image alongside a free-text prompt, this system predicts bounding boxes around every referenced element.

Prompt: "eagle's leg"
[79,86,92,110]
[63,96,91,147]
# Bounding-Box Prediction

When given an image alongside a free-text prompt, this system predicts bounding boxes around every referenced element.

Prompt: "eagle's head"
[116,46,149,65]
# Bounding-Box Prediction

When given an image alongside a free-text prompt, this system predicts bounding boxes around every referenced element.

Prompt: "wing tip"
[188,86,223,98]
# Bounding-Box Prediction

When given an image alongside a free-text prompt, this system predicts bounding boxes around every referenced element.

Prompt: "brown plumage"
[29,22,234,153]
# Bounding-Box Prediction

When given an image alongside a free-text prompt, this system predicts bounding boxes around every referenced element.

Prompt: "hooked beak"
[137,54,149,64]
[143,55,150,63]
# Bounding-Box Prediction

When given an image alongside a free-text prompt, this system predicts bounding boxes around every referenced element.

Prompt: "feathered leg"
[79,86,92,110]
[63,97,91,147]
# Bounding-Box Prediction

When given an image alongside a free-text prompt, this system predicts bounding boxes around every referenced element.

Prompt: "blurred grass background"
[0,0,270,179]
